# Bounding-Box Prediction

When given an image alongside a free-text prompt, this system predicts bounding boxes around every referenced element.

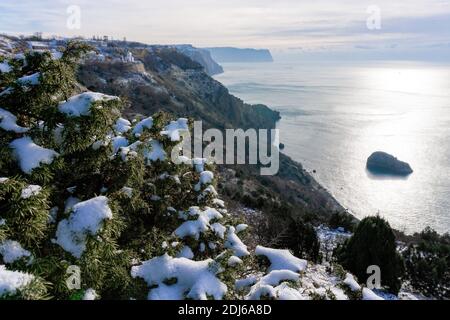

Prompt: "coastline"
[214,61,450,237]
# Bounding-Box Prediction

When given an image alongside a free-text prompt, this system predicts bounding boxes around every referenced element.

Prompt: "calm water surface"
[215,60,450,234]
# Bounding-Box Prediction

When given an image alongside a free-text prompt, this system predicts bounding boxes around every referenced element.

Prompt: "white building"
[121,51,135,63]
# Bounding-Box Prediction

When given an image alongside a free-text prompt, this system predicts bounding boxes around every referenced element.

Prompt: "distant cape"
[203,47,274,63]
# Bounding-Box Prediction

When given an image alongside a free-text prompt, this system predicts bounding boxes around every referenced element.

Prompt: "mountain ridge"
[204,47,274,63]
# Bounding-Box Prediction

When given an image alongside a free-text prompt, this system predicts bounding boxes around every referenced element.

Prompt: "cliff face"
[174,45,224,76]
[77,45,344,222]
[204,47,274,63]
[78,47,279,130]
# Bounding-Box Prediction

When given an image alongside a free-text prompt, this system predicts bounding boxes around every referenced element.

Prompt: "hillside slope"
[77,47,345,225]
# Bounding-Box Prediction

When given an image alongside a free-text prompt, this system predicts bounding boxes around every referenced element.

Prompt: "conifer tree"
[0,43,250,300]
[334,216,404,294]
[1,42,389,301]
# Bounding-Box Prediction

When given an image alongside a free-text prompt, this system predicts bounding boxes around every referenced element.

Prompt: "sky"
[1,0,450,60]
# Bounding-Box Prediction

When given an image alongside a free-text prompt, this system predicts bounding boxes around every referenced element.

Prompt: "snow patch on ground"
[131,254,227,300]
[255,246,307,273]
[343,273,361,292]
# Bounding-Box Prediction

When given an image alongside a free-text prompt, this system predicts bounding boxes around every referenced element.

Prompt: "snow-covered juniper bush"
[0,43,387,300]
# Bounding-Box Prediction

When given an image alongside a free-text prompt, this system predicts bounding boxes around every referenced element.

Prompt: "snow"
[193,158,207,173]
[200,171,214,184]
[255,246,307,273]
[174,207,223,240]
[51,50,63,60]
[244,270,300,299]
[177,246,194,259]
[143,140,166,163]
[245,270,302,300]
[55,196,113,258]
[58,92,117,117]
[258,270,300,286]
[0,265,34,297]
[316,226,352,257]
[198,185,218,201]
[0,178,8,183]
[299,264,348,300]
[132,117,153,136]
[0,61,11,73]
[0,219,5,226]
[118,141,141,161]
[228,256,243,267]
[210,223,226,239]
[83,288,98,300]
[9,137,59,174]
[225,227,249,257]
[235,276,258,291]
[161,118,188,142]
[0,240,31,264]
[17,72,40,86]
[112,136,129,154]
[114,118,131,134]
[14,53,25,61]
[212,198,225,208]
[362,288,384,300]
[236,224,248,233]
[246,284,276,300]
[0,108,29,133]
[20,185,42,199]
[343,273,361,292]
[275,283,306,300]
[398,291,421,300]
[195,171,214,191]
[330,287,349,300]
[92,135,111,150]
[131,254,227,300]
[64,196,80,213]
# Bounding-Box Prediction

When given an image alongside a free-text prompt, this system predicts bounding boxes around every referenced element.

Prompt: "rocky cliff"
[77,45,344,226]
[204,47,274,63]
[174,44,224,76]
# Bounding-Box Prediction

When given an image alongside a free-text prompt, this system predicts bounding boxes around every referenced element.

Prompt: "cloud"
[0,0,449,55]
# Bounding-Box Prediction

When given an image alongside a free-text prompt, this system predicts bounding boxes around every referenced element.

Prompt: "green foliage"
[273,217,321,263]
[0,178,50,248]
[0,44,244,300]
[402,227,450,299]
[334,216,404,294]
[329,212,356,232]
[0,276,49,300]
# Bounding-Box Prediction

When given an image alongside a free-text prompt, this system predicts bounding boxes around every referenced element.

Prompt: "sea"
[214,59,450,234]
